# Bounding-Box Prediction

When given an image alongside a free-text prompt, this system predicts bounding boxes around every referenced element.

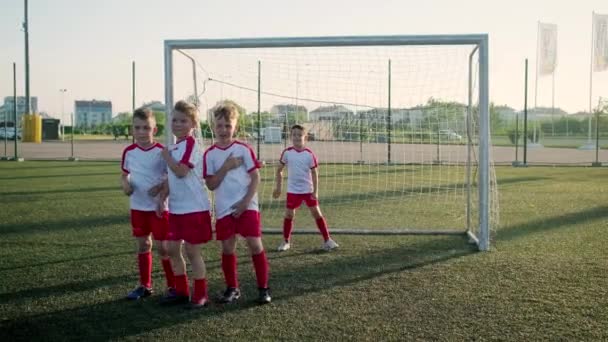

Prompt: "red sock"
[191,278,208,303]
[137,252,152,288]
[283,218,293,241]
[315,217,330,241]
[221,253,239,288]
[161,258,175,289]
[252,251,269,289]
[174,274,190,297]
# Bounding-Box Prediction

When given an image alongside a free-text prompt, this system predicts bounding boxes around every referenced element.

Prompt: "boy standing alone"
[273,124,339,252]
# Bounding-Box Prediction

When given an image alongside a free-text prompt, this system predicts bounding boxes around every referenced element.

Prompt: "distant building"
[75,100,112,128]
[494,105,518,123]
[0,96,39,124]
[571,111,591,120]
[141,101,166,113]
[309,105,353,121]
[528,107,569,121]
[270,104,308,121]
[358,108,419,125]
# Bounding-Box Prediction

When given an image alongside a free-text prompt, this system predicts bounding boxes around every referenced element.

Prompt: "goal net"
[164,35,497,251]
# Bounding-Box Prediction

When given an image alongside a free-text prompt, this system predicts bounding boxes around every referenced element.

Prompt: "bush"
[507,129,520,145]
[527,130,540,143]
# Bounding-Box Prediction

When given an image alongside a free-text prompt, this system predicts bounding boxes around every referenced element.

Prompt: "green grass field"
[0,162,606,341]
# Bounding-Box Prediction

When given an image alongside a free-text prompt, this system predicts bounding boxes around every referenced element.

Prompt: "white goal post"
[163,35,493,251]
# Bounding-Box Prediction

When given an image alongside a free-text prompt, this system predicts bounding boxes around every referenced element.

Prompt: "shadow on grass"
[260,175,549,210]
[0,251,133,272]
[0,248,310,303]
[0,236,476,341]
[0,186,119,199]
[0,172,116,181]
[0,162,117,171]
[498,205,608,242]
[0,214,127,236]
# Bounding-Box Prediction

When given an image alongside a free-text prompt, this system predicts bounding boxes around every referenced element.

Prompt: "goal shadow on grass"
[0,236,476,341]
[261,175,548,211]
[497,205,608,242]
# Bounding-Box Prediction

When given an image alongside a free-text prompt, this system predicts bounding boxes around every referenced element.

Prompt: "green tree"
[113,112,132,124]
[489,103,503,133]
[153,111,166,125]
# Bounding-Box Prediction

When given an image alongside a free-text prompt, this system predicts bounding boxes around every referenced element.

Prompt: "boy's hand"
[272,188,281,199]
[311,191,318,200]
[155,202,164,218]
[122,183,134,196]
[221,153,244,172]
[148,184,161,197]
[231,200,248,218]
[161,147,171,160]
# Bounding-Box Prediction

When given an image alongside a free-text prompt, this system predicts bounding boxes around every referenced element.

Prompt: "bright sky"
[1,0,607,123]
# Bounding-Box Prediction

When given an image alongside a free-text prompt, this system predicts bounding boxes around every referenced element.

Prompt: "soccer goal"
[163,35,497,251]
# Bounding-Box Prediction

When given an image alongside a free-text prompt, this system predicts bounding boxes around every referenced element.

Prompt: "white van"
[263,127,282,143]
[439,129,462,141]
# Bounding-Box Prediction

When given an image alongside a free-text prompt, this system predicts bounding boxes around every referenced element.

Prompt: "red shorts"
[215,210,261,240]
[167,211,213,244]
[131,210,169,240]
[286,193,318,209]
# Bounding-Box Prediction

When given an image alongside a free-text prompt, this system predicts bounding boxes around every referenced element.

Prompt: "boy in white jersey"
[159,100,213,308]
[273,124,339,252]
[203,101,271,305]
[120,107,174,300]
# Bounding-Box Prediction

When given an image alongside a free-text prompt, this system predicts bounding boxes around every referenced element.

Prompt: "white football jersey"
[280,147,318,194]
[167,136,211,214]
[121,143,168,211]
[203,141,260,219]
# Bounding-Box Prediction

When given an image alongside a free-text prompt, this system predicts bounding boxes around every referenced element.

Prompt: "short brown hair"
[212,101,240,123]
[173,100,199,125]
[291,124,306,133]
[133,107,154,121]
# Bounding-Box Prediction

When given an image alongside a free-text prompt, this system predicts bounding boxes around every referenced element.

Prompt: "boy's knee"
[167,243,182,258]
[285,209,295,219]
[156,243,169,258]
[184,244,200,259]
[222,245,236,255]
[246,238,264,255]
[309,206,323,219]
[138,238,152,253]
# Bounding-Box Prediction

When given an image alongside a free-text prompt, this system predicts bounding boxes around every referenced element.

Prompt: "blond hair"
[173,100,199,125]
[212,101,240,123]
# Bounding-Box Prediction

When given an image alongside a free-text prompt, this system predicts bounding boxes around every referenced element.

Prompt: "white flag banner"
[538,22,557,75]
[593,13,608,72]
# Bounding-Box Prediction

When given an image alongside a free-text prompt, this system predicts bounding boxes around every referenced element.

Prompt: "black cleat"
[187,297,209,310]
[218,287,241,304]
[159,288,189,306]
[126,286,153,300]
[257,287,271,305]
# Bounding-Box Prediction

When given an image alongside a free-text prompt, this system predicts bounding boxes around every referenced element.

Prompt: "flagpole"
[534,21,540,144]
[551,71,555,136]
[587,11,595,146]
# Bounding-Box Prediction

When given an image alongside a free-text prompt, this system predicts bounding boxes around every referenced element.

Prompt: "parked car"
[439,129,462,141]
[0,127,21,139]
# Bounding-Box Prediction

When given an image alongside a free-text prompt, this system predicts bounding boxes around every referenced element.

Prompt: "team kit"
[120,101,339,309]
